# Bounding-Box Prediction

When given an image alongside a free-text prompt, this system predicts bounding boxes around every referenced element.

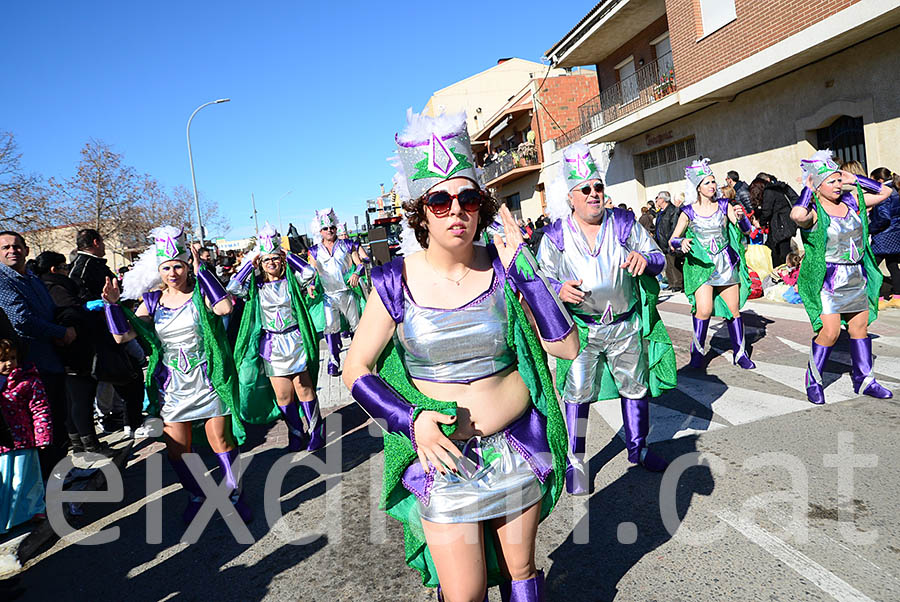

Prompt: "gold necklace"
[424,253,471,286]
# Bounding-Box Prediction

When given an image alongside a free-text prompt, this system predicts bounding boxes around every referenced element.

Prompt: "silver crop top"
[394,271,516,384]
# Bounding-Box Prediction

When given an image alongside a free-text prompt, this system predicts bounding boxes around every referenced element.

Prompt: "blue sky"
[2,1,589,240]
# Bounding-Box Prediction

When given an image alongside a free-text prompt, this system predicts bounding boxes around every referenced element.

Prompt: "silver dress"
[816,206,868,314]
[154,300,229,423]
[314,240,361,335]
[537,212,661,401]
[258,279,308,377]
[395,273,515,383]
[395,267,540,523]
[689,205,738,287]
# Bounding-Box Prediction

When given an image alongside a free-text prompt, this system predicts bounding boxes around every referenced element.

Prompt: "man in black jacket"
[726,170,754,216]
[756,173,798,266]
[68,229,145,435]
[654,191,684,292]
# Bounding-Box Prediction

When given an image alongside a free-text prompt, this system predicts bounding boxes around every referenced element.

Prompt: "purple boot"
[563,401,590,495]
[849,337,893,398]
[299,398,326,451]
[500,569,545,602]
[726,316,756,370]
[690,316,709,369]
[214,448,253,523]
[805,339,833,405]
[325,333,341,376]
[278,402,309,452]
[620,398,668,472]
[169,455,206,524]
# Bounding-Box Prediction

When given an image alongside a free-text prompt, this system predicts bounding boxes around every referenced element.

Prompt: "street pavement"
[7,295,900,601]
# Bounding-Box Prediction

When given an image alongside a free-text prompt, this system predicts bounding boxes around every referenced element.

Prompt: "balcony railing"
[553,52,675,150]
[482,145,540,184]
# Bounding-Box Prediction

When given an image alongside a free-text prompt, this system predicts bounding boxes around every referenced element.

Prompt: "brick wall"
[535,72,599,142]
[595,14,670,90]
[666,0,862,89]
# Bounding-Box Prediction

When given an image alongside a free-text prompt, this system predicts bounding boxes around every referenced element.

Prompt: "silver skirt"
[158,362,230,423]
[262,328,308,377]
[419,431,543,524]
[821,263,868,315]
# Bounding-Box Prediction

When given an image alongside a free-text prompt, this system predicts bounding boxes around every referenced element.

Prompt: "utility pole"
[251,193,259,236]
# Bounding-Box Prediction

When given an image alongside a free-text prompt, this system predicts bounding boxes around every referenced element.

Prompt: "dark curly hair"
[402,184,499,249]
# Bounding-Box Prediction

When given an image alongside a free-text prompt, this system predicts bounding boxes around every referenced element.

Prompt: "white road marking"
[716,509,876,602]
[675,375,810,424]
[591,398,726,443]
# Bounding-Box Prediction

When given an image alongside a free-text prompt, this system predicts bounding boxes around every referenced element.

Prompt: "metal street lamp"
[186,98,230,241]
[276,190,293,233]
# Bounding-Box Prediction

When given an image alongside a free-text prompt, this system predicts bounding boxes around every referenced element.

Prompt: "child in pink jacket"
[0,338,52,533]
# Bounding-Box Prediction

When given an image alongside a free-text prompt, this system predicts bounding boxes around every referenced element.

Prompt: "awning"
[489,115,512,139]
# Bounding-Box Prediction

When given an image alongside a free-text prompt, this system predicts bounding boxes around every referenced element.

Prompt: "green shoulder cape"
[124,285,245,445]
[232,268,321,424]
[683,220,750,318]
[376,284,567,588]
[797,183,881,332]
[555,274,677,401]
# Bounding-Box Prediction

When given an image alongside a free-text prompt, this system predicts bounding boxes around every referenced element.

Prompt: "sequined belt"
[576,303,635,326]
[264,324,299,335]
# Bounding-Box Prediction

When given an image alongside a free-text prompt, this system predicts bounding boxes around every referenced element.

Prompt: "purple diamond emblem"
[428,133,458,176]
[601,303,613,325]
[178,348,190,372]
[849,239,860,262]
[710,238,719,254]
[166,236,178,259]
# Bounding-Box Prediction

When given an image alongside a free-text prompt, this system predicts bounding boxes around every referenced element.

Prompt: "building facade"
[544,0,900,209]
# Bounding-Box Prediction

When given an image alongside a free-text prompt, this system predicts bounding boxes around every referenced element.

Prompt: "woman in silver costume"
[669,158,757,370]
[790,150,893,404]
[227,223,324,452]
[102,226,251,523]
[343,111,578,601]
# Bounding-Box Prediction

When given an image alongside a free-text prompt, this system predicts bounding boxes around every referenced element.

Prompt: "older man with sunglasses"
[536,143,677,495]
[304,209,365,376]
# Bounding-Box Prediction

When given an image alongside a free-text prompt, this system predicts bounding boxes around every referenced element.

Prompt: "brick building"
[543,0,900,208]
[470,70,598,220]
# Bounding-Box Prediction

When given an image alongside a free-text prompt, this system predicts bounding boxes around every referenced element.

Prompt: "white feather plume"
[121,245,161,300]
[546,171,573,222]
[396,108,467,144]
[398,218,423,256]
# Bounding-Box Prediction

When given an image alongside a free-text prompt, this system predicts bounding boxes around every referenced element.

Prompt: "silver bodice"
[315,240,355,293]
[691,207,729,257]
[823,208,864,264]
[688,205,738,287]
[395,272,515,383]
[155,301,207,373]
[537,212,661,318]
[259,279,297,331]
[153,299,228,422]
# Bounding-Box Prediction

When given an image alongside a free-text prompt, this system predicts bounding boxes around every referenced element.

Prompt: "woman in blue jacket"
[868,167,900,308]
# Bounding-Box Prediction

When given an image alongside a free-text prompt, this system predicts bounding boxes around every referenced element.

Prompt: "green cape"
[124,285,245,445]
[555,274,677,400]
[232,268,321,424]
[683,221,750,318]
[376,284,567,588]
[797,183,881,332]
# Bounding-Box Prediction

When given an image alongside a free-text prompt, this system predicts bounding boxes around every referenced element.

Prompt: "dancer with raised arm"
[343,111,578,601]
[537,142,676,495]
[305,209,365,376]
[790,150,893,403]
[669,158,756,371]
[227,223,324,452]
[102,226,251,523]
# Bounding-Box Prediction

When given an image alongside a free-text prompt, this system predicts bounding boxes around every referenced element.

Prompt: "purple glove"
[197,268,228,306]
[104,303,130,335]
[350,374,415,443]
[506,244,574,342]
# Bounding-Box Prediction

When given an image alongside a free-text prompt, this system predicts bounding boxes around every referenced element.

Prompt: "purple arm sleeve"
[353,262,365,276]
[286,252,310,273]
[233,260,253,284]
[856,175,882,195]
[737,216,752,233]
[670,237,685,252]
[197,269,228,306]
[104,303,130,335]
[506,244,574,342]
[642,252,665,276]
[350,374,415,443]
[794,187,815,210]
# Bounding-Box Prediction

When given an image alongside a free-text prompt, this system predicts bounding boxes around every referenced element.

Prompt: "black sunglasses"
[580,182,605,195]
[424,188,483,218]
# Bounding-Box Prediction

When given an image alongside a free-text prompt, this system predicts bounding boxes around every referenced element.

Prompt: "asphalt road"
[9,295,900,602]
